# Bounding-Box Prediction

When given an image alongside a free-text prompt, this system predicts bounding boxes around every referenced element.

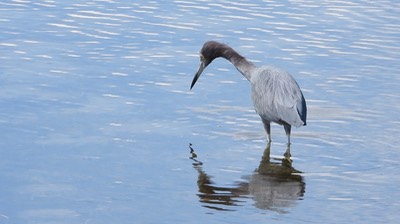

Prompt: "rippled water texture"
[1,0,399,223]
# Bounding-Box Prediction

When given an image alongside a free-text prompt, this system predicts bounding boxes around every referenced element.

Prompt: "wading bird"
[190,41,307,159]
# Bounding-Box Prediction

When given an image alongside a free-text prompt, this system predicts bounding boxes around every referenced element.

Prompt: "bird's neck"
[221,48,256,81]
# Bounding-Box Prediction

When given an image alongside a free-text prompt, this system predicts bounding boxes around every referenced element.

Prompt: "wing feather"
[251,66,306,127]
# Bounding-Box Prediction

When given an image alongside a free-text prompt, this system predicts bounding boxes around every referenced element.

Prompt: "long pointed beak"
[190,61,206,90]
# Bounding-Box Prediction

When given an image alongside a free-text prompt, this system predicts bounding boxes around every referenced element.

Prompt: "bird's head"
[190,41,228,90]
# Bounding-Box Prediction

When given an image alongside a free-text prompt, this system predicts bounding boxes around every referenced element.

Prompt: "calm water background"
[1,0,399,223]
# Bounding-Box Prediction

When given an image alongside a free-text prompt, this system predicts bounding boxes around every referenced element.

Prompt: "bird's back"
[250,66,307,127]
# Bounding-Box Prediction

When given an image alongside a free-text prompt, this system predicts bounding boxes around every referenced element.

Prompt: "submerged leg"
[262,119,271,143]
[282,144,293,166]
[261,141,271,164]
[284,144,291,159]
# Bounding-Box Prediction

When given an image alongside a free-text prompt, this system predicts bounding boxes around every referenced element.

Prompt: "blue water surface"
[1,0,399,223]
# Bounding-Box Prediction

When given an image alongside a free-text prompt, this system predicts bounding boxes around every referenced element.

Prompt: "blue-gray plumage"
[190,41,307,157]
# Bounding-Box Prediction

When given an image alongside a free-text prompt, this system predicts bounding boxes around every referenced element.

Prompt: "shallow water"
[1,0,400,223]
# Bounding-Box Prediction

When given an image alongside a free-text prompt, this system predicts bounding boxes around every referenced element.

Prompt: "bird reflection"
[189,143,305,213]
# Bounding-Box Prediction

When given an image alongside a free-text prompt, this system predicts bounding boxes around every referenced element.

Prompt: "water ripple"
[1,0,400,222]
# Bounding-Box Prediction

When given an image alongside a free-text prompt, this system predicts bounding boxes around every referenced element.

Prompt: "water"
[1,0,399,223]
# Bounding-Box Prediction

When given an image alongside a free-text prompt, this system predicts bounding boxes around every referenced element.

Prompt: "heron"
[190,41,307,159]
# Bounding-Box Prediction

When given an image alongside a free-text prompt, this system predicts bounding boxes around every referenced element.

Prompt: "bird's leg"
[283,124,291,146]
[262,120,271,143]
[283,124,292,164]
[283,124,292,158]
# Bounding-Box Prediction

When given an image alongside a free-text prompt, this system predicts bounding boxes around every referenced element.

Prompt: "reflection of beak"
[190,61,207,90]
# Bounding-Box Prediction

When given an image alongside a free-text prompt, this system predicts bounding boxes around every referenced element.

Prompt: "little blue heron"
[190,41,307,159]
